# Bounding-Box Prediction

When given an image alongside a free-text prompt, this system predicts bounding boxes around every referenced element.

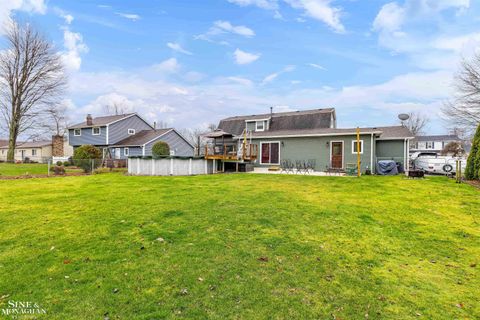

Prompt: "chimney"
[86,114,93,126]
[52,135,64,157]
[153,121,157,130]
[270,106,273,117]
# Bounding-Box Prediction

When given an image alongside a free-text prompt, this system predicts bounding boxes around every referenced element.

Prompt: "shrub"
[152,141,170,158]
[56,160,63,166]
[73,145,102,173]
[50,165,65,175]
[63,161,70,167]
[465,124,480,180]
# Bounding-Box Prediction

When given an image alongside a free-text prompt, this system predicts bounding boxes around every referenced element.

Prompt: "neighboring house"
[0,139,8,147]
[67,113,194,159]
[0,136,73,163]
[410,135,461,154]
[0,141,53,163]
[206,108,413,173]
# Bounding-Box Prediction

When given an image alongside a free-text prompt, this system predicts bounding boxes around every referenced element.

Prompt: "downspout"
[370,133,374,173]
[404,138,407,176]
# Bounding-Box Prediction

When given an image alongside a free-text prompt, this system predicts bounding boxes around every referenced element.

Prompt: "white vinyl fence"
[128,157,214,176]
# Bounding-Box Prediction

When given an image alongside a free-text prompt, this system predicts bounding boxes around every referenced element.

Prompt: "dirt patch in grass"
[466,180,480,189]
[0,172,88,180]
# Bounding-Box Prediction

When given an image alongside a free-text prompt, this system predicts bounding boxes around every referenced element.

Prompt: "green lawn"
[0,163,88,177]
[0,163,49,176]
[0,174,479,319]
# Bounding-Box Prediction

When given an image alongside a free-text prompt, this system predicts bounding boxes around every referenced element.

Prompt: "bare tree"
[0,20,66,161]
[42,104,68,136]
[178,128,210,156]
[103,102,128,115]
[155,120,170,129]
[443,53,480,131]
[401,112,429,136]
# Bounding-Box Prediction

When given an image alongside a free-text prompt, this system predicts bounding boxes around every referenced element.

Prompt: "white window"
[32,149,37,156]
[256,121,265,132]
[92,127,101,135]
[124,147,129,156]
[73,129,81,136]
[426,141,434,149]
[352,140,363,154]
[128,129,135,135]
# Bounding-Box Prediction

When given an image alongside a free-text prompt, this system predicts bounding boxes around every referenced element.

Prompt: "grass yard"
[0,174,479,319]
[0,163,50,176]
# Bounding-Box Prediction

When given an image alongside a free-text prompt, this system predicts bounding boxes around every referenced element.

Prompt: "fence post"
[204,159,208,174]
[152,158,155,176]
[91,159,94,173]
[47,159,50,176]
[170,158,174,175]
[137,158,140,175]
[189,158,192,175]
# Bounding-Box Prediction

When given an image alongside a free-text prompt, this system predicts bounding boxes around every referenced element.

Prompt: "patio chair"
[280,159,289,174]
[306,159,316,174]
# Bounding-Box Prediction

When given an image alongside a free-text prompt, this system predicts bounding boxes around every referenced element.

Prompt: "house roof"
[112,129,172,146]
[0,140,52,149]
[218,108,335,136]
[414,135,460,142]
[68,113,136,129]
[245,125,413,139]
[0,139,8,147]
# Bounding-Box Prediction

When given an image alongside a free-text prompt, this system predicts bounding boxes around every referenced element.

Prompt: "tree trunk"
[7,120,19,162]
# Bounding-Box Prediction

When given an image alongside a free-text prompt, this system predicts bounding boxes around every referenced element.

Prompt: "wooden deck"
[204,144,258,162]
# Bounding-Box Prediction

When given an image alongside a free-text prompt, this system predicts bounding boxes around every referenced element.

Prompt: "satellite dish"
[398,113,410,121]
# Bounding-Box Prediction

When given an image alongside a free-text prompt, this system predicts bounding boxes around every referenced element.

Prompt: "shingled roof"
[112,129,172,146]
[218,108,335,136]
[0,140,52,149]
[68,113,136,129]
[414,135,460,142]
[246,125,413,139]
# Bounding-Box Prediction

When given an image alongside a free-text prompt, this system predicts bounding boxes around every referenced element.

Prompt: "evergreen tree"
[465,124,480,180]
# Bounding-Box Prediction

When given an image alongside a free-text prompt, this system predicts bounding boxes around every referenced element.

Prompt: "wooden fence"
[128,157,214,176]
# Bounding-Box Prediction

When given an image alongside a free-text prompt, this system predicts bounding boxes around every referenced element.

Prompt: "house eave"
[243,131,383,139]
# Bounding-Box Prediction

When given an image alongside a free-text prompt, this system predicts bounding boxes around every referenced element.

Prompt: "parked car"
[410,152,467,174]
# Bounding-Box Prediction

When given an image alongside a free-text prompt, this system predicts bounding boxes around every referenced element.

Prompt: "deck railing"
[204,144,258,161]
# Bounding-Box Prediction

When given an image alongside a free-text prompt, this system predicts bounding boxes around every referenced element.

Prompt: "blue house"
[67,113,194,159]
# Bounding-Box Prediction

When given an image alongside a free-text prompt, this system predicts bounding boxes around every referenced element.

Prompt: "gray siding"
[108,115,152,144]
[68,127,107,146]
[376,140,405,161]
[109,146,143,159]
[144,130,194,157]
[250,134,376,172]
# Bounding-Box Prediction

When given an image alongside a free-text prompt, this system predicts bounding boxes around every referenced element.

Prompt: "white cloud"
[152,58,180,73]
[226,76,254,86]
[167,42,193,55]
[214,20,255,37]
[262,65,295,84]
[196,20,255,42]
[0,0,47,34]
[227,0,278,10]
[115,12,141,21]
[61,28,89,71]
[308,63,326,70]
[284,0,345,33]
[234,49,260,65]
[373,2,405,32]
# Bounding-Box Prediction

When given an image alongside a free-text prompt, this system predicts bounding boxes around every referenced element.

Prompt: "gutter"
[243,131,383,139]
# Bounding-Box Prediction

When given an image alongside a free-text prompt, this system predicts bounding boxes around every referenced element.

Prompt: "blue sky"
[3,0,480,133]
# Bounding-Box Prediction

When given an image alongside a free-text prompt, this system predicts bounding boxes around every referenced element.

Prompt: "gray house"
[68,113,194,159]
[206,108,413,173]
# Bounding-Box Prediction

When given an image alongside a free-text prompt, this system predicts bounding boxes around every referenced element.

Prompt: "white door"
[115,148,121,159]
